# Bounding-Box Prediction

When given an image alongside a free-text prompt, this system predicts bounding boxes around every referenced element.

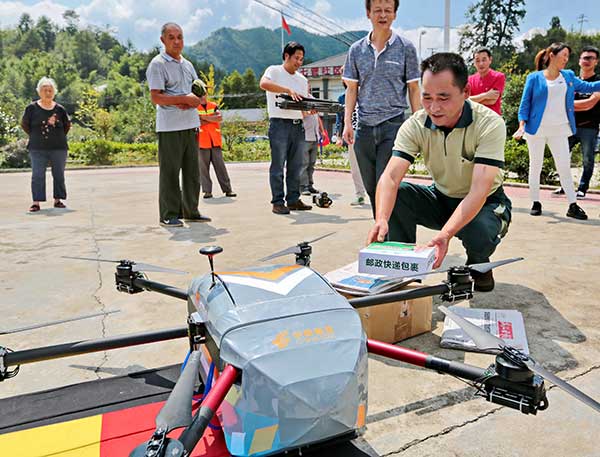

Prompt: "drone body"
[188,264,367,456]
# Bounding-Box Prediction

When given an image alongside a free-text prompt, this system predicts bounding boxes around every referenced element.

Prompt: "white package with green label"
[358,242,436,277]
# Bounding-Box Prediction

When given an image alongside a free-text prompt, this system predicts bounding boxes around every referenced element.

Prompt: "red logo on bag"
[497,321,513,339]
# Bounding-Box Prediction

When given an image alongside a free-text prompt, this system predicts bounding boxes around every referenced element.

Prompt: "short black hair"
[420,52,469,90]
[282,42,305,61]
[581,46,600,59]
[365,0,399,12]
[473,47,492,58]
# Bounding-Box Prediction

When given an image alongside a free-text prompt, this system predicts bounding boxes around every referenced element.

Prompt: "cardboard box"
[358,242,436,277]
[342,285,433,343]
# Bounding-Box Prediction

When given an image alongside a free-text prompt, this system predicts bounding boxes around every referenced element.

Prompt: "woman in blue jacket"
[514,42,600,220]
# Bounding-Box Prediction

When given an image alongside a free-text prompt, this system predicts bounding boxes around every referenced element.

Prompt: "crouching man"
[367,53,512,291]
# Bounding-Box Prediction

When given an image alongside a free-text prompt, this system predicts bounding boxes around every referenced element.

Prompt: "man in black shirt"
[569,46,600,198]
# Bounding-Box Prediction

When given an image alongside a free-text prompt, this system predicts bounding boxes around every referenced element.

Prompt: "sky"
[1,0,599,57]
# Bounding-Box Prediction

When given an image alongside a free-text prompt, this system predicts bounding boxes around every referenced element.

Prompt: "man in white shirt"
[260,42,313,214]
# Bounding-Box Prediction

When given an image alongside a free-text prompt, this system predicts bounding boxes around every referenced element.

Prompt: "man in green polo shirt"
[367,53,512,291]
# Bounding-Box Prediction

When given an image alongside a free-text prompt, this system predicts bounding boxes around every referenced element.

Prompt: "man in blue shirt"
[342,0,421,216]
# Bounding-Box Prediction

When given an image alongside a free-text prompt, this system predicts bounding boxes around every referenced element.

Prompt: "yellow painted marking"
[325,325,334,334]
[215,265,301,281]
[272,330,290,349]
[356,404,366,428]
[0,415,102,456]
[314,328,323,335]
[225,385,242,406]
[303,329,313,337]
[292,331,302,339]
[248,424,278,454]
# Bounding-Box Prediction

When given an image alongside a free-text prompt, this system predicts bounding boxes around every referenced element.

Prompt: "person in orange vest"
[197,95,236,198]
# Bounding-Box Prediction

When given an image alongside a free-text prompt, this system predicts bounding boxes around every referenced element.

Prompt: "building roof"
[302,53,347,69]
[221,108,266,122]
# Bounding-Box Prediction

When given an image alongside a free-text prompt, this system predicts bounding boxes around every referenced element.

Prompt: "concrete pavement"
[0,163,599,456]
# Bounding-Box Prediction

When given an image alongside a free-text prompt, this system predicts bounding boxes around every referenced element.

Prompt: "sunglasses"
[581,56,597,61]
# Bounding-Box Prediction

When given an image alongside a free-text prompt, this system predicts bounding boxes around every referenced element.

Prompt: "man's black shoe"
[288,200,312,211]
[566,202,588,220]
[160,218,184,227]
[184,215,212,223]
[225,191,237,197]
[307,186,319,194]
[530,201,542,216]
[272,204,290,215]
[203,192,213,199]
[471,270,495,292]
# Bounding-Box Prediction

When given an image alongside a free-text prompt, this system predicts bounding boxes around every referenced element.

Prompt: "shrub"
[69,140,157,165]
[504,138,558,184]
[0,139,29,168]
[223,140,271,162]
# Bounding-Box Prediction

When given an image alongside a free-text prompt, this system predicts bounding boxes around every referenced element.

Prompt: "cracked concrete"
[1,163,599,456]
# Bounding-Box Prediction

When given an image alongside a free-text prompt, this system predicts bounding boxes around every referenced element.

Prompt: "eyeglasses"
[581,56,597,61]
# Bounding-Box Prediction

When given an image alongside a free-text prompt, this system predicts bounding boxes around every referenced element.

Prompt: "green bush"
[0,139,29,168]
[504,138,558,184]
[69,140,157,165]
[224,140,270,162]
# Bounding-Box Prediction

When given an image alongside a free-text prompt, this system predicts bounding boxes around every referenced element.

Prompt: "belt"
[271,118,303,124]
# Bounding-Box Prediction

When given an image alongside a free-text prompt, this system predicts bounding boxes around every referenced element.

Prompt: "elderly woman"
[21,77,71,212]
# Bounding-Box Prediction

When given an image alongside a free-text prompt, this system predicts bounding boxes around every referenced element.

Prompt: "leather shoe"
[225,191,237,197]
[287,200,312,211]
[272,204,290,215]
[203,193,213,199]
[184,215,212,223]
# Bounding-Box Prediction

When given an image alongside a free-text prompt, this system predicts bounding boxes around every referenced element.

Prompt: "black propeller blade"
[467,257,524,274]
[439,306,600,413]
[155,350,202,432]
[63,256,188,275]
[258,232,336,262]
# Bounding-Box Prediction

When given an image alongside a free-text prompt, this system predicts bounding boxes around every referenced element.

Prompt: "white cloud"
[0,1,68,27]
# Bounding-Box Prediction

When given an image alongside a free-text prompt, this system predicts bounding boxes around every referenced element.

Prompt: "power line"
[275,0,363,42]
[251,0,355,47]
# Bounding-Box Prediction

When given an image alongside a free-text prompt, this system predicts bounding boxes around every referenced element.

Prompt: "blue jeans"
[569,126,599,193]
[354,114,404,216]
[29,148,67,202]
[268,118,305,205]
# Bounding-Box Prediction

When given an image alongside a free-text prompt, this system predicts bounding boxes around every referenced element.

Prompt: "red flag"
[281,14,291,35]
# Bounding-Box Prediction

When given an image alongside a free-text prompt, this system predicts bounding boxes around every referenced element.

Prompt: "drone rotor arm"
[467,257,524,274]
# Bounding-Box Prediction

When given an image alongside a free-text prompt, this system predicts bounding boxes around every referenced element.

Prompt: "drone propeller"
[155,350,202,432]
[258,232,336,262]
[439,305,600,413]
[62,256,188,275]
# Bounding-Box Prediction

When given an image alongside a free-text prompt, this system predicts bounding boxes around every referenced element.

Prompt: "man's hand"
[426,232,450,269]
[367,219,389,244]
[512,127,525,140]
[342,124,354,145]
[287,88,303,102]
[184,93,202,107]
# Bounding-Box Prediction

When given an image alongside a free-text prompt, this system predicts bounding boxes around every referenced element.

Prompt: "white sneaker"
[350,196,365,206]
[576,190,586,199]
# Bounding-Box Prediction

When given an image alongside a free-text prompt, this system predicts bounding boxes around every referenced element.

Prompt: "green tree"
[221,70,244,109]
[63,10,80,35]
[241,68,260,108]
[458,0,526,64]
[35,16,56,51]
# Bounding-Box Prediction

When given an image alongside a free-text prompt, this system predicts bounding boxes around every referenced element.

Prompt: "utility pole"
[577,14,589,35]
[444,0,450,51]
[418,29,427,59]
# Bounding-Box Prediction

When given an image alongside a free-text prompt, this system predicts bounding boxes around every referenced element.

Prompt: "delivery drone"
[275,93,343,114]
[1,235,599,457]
